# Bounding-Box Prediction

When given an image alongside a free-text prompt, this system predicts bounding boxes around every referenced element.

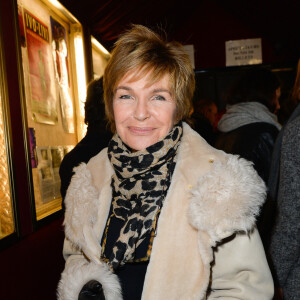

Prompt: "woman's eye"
[152,95,166,101]
[119,94,132,100]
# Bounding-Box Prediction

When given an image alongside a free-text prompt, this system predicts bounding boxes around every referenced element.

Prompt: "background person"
[59,77,112,210]
[268,59,300,203]
[214,68,282,249]
[268,59,300,300]
[269,109,300,300]
[58,25,273,300]
[215,68,281,183]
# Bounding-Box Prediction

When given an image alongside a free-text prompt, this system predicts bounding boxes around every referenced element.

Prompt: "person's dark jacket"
[59,129,112,211]
[215,122,279,248]
[191,113,216,146]
[215,122,278,183]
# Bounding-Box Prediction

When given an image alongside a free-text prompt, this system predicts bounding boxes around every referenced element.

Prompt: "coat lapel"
[142,124,218,300]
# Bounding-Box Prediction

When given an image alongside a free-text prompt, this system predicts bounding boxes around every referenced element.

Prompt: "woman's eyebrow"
[115,86,132,92]
[152,88,171,95]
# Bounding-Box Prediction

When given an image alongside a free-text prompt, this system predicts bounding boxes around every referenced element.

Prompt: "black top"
[59,129,112,210]
[191,113,216,146]
[115,260,148,299]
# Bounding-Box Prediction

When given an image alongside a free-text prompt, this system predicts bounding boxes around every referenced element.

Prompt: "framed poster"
[36,146,65,204]
[24,9,58,125]
[51,17,75,133]
[28,127,38,168]
[37,146,54,203]
[50,146,64,198]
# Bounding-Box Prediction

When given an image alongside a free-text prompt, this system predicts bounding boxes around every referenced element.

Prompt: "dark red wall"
[173,0,299,69]
[0,218,65,300]
[60,0,300,70]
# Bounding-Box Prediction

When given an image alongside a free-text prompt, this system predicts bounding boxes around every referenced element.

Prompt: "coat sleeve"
[208,228,274,299]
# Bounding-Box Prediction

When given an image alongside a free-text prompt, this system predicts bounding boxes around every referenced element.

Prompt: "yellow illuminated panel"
[74,33,87,140]
[0,85,14,239]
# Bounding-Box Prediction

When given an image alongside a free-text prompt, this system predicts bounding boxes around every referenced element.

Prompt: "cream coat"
[57,123,274,300]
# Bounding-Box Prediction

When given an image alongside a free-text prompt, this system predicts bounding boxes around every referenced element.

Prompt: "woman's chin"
[128,143,152,152]
[125,139,158,152]
[119,131,161,152]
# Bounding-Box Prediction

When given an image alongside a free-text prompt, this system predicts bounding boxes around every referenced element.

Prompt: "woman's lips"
[128,126,155,135]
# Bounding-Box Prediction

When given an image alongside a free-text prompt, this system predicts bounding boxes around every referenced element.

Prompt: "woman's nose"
[133,99,150,120]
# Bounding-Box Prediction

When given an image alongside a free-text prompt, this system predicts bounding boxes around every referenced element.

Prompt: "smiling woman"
[113,72,177,151]
[58,24,274,300]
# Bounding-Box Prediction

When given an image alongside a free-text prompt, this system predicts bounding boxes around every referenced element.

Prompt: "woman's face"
[113,72,177,151]
[206,103,218,126]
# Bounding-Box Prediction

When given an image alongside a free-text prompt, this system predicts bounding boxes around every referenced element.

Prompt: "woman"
[58,25,273,299]
[214,68,281,249]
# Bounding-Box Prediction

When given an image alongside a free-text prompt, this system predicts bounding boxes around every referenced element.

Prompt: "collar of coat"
[63,122,266,265]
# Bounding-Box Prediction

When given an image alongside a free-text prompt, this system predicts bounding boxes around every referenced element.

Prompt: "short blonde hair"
[103,24,195,132]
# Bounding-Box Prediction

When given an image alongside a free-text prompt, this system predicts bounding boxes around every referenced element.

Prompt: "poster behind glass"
[23,9,58,125]
[18,0,78,220]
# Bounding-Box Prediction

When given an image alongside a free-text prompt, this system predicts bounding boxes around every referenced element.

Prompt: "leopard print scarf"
[106,122,183,269]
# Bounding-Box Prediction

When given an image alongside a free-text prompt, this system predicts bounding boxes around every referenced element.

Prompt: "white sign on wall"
[225,38,262,66]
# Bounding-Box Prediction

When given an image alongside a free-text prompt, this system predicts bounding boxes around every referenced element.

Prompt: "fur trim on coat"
[63,163,102,264]
[57,257,121,300]
[189,155,266,244]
